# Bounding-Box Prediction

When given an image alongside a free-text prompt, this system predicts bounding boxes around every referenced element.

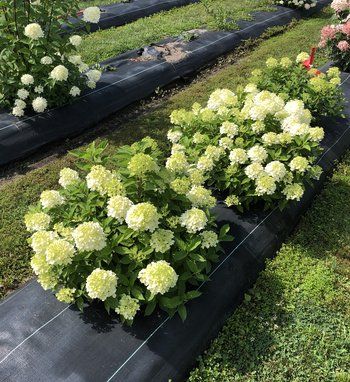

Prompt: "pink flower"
[321,25,337,40]
[342,22,350,35]
[331,0,350,13]
[318,40,327,48]
[337,40,350,51]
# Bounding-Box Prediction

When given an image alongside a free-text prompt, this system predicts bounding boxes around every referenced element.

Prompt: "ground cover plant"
[0,1,102,116]
[188,151,350,381]
[0,7,334,302]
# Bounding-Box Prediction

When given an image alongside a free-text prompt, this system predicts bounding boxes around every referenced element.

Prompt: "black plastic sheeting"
[0,0,331,167]
[66,0,199,33]
[0,72,350,382]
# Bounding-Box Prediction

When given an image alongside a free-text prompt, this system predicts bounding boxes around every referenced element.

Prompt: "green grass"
[188,153,350,381]
[79,0,124,7]
[78,0,274,64]
[0,9,333,299]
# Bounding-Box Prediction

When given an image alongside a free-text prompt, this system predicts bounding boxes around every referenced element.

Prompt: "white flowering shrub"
[168,88,325,210]
[276,0,317,9]
[249,54,344,117]
[24,138,232,323]
[0,1,102,116]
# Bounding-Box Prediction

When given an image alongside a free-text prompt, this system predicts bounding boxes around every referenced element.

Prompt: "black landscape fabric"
[0,72,349,382]
[0,0,331,167]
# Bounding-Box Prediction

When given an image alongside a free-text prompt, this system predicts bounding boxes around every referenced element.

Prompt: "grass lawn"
[188,152,350,381]
[79,0,125,7]
[0,8,336,300]
[78,0,274,64]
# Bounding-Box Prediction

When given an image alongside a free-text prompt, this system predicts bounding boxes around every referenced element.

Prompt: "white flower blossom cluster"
[276,0,317,9]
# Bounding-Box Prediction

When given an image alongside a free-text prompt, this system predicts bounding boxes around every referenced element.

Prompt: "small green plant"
[201,0,237,31]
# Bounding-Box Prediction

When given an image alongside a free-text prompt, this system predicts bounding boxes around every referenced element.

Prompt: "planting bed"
[0,0,331,167]
[0,69,349,382]
[69,0,200,33]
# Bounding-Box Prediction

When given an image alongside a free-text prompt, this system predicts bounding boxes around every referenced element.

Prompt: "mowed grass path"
[78,0,274,64]
[0,9,333,298]
[188,152,350,381]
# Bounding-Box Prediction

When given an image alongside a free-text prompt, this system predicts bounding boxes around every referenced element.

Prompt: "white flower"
[107,195,133,223]
[50,65,69,81]
[296,52,310,63]
[24,212,51,232]
[17,88,29,100]
[24,23,44,40]
[247,145,268,163]
[229,148,248,165]
[125,202,159,232]
[289,156,309,173]
[186,186,216,208]
[150,229,174,253]
[197,156,214,172]
[86,80,96,89]
[40,190,64,210]
[138,260,178,295]
[245,162,264,180]
[32,97,47,113]
[68,55,82,65]
[83,7,101,24]
[72,222,107,252]
[30,231,58,255]
[21,74,34,85]
[167,129,183,143]
[59,168,80,188]
[86,69,102,83]
[86,269,117,301]
[12,106,25,117]
[180,208,208,233]
[69,35,82,47]
[265,161,287,181]
[283,183,304,201]
[255,173,276,196]
[15,99,26,109]
[40,56,53,65]
[34,85,44,94]
[220,121,239,138]
[115,294,140,321]
[45,239,75,266]
[69,86,81,97]
[207,89,238,110]
[200,230,219,249]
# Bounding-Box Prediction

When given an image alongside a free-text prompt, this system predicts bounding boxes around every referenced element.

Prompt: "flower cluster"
[275,0,317,9]
[25,138,230,323]
[0,1,102,116]
[249,53,344,117]
[331,0,350,20]
[168,86,325,210]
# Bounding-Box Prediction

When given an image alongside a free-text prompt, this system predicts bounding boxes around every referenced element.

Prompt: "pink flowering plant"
[24,137,232,323]
[331,0,350,21]
[0,0,102,116]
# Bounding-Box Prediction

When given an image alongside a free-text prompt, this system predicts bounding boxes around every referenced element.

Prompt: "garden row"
[0,0,330,166]
[1,3,350,381]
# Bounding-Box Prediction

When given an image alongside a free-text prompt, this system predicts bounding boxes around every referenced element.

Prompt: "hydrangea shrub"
[275,0,317,9]
[249,53,345,117]
[0,1,102,116]
[319,2,350,71]
[24,138,232,323]
[167,87,324,210]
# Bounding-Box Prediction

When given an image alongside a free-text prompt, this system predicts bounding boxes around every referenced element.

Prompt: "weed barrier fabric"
[66,0,199,33]
[0,0,331,167]
[1,73,350,381]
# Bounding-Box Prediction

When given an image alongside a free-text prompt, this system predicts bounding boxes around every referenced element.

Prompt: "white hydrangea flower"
[72,222,107,252]
[40,56,53,65]
[244,162,264,180]
[83,6,101,24]
[262,132,279,146]
[15,99,26,108]
[220,121,239,138]
[207,89,238,110]
[32,97,47,113]
[290,156,309,173]
[69,35,82,47]
[308,127,325,142]
[265,161,287,181]
[166,152,189,173]
[21,74,34,85]
[197,156,214,172]
[107,195,133,223]
[17,88,29,100]
[255,173,276,196]
[12,106,25,117]
[86,69,102,83]
[115,294,140,321]
[86,268,118,301]
[30,231,58,255]
[50,65,69,81]
[200,230,218,249]
[86,80,96,89]
[56,288,76,303]
[34,85,44,94]
[59,168,80,188]
[86,165,124,197]
[186,186,216,208]
[69,86,81,97]
[244,83,258,94]
[45,239,75,266]
[125,202,159,232]
[247,145,268,163]
[24,212,51,232]
[24,23,44,40]
[31,253,51,275]
[283,183,304,201]
[229,148,248,165]
[167,129,183,143]
[296,52,310,63]
[150,229,174,253]
[40,190,64,210]
[138,260,178,295]
[127,153,159,177]
[180,208,208,233]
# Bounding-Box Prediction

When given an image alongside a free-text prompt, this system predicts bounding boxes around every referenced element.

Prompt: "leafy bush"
[275,0,317,9]
[0,1,102,116]
[167,87,324,211]
[248,53,345,117]
[24,138,232,323]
